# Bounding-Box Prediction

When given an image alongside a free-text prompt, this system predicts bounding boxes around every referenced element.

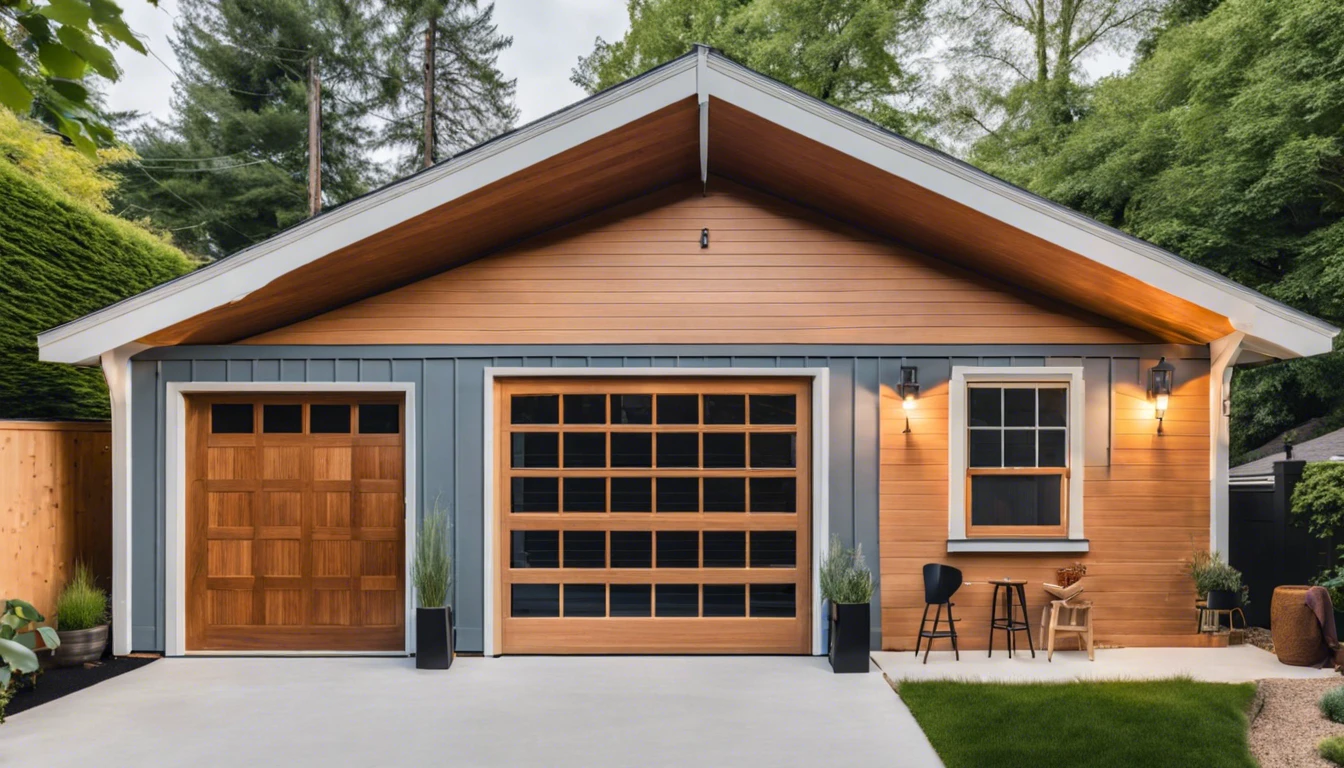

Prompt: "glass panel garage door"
[495,377,812,654]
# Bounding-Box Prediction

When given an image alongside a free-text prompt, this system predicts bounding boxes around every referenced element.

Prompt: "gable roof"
[38,46,1337,365]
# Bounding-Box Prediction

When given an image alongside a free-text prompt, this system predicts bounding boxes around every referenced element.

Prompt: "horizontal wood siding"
[247,182,1153,346]
[880,360,1212,650]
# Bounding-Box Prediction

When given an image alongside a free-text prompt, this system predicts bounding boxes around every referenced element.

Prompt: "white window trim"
[163,382,417,657]
[481,367,830,657]
[948,367,1086,553]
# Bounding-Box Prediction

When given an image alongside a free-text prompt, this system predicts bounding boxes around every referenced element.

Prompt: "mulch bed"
[5,654,158,717]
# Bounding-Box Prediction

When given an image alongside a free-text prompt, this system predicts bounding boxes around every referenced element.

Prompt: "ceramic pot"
[53,624,108,667]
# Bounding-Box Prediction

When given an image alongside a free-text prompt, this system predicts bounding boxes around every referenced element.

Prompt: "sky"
[105,0,633,126]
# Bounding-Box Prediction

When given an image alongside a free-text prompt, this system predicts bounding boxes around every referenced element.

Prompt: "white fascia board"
[37,59,699,366]
[703,56,1337,359]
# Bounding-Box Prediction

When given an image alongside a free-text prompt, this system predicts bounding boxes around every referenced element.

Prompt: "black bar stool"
[988,578,1035,658]
[915,564,962,664]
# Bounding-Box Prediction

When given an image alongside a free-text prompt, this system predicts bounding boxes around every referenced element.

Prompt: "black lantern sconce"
[1148,357,1175,435]
[899,367,919,434]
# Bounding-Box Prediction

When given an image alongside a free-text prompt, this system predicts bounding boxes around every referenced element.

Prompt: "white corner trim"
[101,343,144,655]
[163,381,417,657]
[947,539,1090,554]
[480,366,831,657]
[948,367,1086,545]
[1209,332,1246,555]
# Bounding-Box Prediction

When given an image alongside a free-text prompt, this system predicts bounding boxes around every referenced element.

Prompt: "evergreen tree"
[113,0,382,258]
[376,0,516,174]
[572,0,930,136]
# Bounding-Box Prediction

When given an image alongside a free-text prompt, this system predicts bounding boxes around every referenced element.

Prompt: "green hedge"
[0,160,196,419]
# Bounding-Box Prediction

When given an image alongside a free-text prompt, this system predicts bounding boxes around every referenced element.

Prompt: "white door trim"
[163,381,417,657]
[481,366,831,657]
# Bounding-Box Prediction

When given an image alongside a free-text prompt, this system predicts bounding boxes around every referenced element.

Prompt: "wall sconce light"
[899,367,919,434]
[1148,357,1175,435]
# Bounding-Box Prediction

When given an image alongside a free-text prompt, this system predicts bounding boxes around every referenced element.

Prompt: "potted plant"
[53,563,109,667]
[1,598,59,724]
[413,502,453,670]
[1188,549,1248,612]
[820,534,874,674]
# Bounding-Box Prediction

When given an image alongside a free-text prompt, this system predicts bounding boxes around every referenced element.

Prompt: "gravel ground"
[1248,627,1275,653]
[1250,678,1344,768]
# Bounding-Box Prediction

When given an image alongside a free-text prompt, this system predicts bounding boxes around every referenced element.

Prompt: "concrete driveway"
[6,655,942,767]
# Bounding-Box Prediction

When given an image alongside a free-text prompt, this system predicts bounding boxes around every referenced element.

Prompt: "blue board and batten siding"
[129,343,1209,653]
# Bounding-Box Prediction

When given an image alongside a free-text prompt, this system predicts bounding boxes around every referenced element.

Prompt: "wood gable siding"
[880,365,1212,650]
[245,181,1154,346]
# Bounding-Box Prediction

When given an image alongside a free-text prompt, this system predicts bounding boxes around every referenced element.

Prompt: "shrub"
[412,500,452,609]
[55,563,108,631]
[1321,687,1344,724]
[819,534,873,605]
[1293,463,1344,540]
[1320,735,1344,766]
[1187,549,1249,605]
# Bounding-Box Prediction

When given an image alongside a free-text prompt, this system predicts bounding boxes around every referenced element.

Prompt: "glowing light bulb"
[1155,393,1169,414]
[903,394,917,411]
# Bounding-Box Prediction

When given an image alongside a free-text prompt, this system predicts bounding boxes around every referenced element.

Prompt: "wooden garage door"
[185,394,405,652]
[496,377,811,654]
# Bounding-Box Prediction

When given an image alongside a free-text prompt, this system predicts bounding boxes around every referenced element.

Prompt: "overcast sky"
[105,0,632,125]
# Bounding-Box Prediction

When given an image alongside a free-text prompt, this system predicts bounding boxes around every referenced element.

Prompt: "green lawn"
[897,678,1258,768]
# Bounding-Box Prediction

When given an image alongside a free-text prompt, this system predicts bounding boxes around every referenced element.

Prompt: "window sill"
[946,538,1090,554]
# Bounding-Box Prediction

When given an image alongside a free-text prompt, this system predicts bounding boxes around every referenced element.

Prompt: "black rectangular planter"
[416,606,454,670]
[829,602,871,673]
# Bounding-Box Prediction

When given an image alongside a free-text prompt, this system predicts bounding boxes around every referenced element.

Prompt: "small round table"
[988,578,1036,659]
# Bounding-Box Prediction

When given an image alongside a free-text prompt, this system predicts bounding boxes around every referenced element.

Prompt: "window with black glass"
[610,584,651,617]
[655,584,698,617]
[966,384,1069,535]
[511,432,559,468]
[703,584,746,617]
[563,432,606,468]
[512,477,559,513]
[563,584,606,617]
[358,403,399,434]
[512,584,559,617]
[656,531,699,568]
[562,477,606,512]
[610,477,652,512]
[656,477,699,512]
[211,403,254,433]
[511,531,559,568]
[310,404,350,433]
[749,584,796,617]
[610,531,652,568]
[262,404,302,433]
[512,395,559,425]
[563,531,606,568]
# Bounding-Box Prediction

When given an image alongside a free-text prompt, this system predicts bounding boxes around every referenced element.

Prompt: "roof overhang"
[38,47,1337,365]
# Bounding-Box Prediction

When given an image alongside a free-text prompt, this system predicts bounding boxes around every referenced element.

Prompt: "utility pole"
[422,17,437,169]
[307,56,322,216]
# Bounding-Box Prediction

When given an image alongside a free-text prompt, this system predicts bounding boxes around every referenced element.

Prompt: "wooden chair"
[1041,599,1094,661]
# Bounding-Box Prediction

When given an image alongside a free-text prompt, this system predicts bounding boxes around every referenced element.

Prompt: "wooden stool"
[1042,599,1094,661]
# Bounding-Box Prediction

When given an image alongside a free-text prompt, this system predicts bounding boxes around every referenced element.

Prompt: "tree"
[0,0,147,152]
[573,0,930,136]
[934,0,1164,169]
[376,0,516,174]
[113,0,383,258]
[994,0,1344,456]
[1291,463,1344,541]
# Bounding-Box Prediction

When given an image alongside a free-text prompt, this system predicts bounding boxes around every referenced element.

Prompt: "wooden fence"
[0,421,112,618]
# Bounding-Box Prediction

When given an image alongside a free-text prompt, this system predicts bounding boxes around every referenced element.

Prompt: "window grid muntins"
[967,385,1069,469]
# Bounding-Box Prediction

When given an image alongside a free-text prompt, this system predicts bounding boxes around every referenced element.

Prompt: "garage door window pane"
[656,531,699,568]
[703,433,745,468]
[512,584,559,617]
[611,433,652,467]
[749,433,795,468]
[656,584,698,617]
[750,531,796,568]
[358,404,399,434]
[563,584,605,617]
[511,432,558,468]
[610,584,651,617]
[749,477,796,513]
[657,395,698,424]
[703,477,746,512]
[610,477,652,512]
[262,404,302,433]
[703,531,746,568]
[512,395,559,425]
[657,433,699,468]
[564,394,606,425]
[703,394,745,424]
[563,433,606,468]
[211,403,253,433]
[563,531,606,568]
[563,478,606,513]
[656,477,698,512]
[703,585,746,617]
[512,477,558,513]
[310,404,350,433]
[510,531,559,568]
[612,394,652,424]
[750,584,796,617]
[610,531,652,568]
[750,395,795,425]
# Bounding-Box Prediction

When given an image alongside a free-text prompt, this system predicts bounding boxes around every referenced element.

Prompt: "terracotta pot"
[53,625,108,667]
